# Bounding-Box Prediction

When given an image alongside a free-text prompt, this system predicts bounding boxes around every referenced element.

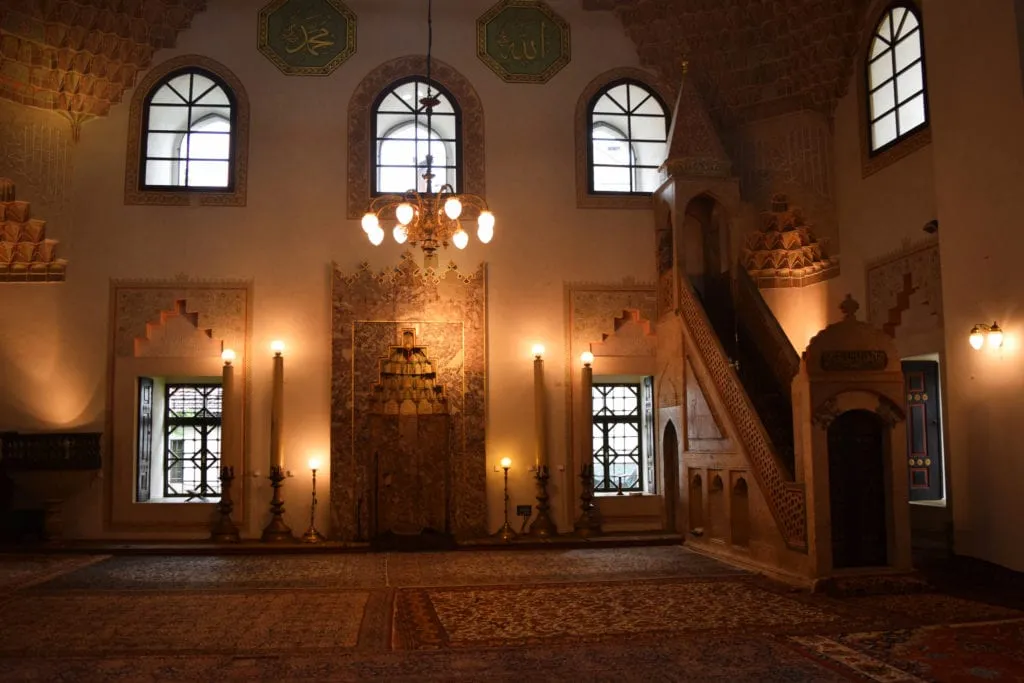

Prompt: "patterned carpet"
[1,547,1023,681]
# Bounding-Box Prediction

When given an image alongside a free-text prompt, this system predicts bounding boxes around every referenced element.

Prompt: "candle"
[533,344,547,469]
[270,341,285,469]
[221,349,237,474]
[580,350,594,477]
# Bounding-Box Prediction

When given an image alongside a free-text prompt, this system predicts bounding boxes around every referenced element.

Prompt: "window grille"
[591,383,644,493]
[163,384,222,499]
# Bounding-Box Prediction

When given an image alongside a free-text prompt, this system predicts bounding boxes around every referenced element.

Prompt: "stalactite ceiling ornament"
[0,0,206,122]
[581,0,868,125]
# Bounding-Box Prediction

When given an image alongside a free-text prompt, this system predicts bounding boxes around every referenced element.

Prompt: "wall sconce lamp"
[221,348,236,366]
[270,340,286,357]
[580,351,594,368]
[531,343,545,360]
[969,322,1003,350]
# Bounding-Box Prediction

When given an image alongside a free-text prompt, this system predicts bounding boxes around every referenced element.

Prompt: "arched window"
[140,68,235,189]
[867,4,927,153]
[373,78,459,194]
[588,80,668,194]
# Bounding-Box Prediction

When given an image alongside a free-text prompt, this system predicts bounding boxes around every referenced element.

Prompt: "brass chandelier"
[361,0,495,267]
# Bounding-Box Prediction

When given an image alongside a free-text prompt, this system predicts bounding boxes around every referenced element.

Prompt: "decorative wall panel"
[0,101,73,213]
[865,237,942,339]
[111,278,250,359]
[331,254,486,541]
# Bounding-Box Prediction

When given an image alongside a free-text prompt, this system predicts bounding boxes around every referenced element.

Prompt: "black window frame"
[591,381,646,494]
[587,78,669,196]
[865,2,930,157]
[370,76,463,196]
[139,66,238,193]
[163,382,223,500]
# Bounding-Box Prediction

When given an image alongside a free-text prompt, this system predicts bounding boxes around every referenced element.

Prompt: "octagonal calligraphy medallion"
[258,0,356,76]
[477,0,570,84]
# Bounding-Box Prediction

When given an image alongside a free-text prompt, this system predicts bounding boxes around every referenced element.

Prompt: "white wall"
[926,0,1024,571]
[0,0,656,537]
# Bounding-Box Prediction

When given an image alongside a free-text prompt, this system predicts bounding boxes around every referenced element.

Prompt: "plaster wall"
[831,71,937,323]
[925,0,1024,571]
[0,0,655,538]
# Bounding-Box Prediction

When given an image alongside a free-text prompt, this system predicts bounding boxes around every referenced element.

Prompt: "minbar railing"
[677,279,807,551]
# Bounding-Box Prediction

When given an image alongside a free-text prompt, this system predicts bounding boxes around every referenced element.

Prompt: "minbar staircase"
[678,263,807,551]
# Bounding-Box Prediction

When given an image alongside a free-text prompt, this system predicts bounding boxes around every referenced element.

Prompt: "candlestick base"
[300,526,327,544]
[494,520,517,543]
[574,464,602,538]
[527,465,557,538]
[210,466,241,543]
[261,465,295,543]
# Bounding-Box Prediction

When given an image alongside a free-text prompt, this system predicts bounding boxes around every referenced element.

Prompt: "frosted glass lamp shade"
[361,213,379,234]
[444,197,463,220]
[452,229,469,250]
[396,203,415,225]
[393,225,408,244]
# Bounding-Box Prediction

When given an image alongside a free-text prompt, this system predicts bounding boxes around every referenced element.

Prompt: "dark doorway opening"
[828,409,888,568]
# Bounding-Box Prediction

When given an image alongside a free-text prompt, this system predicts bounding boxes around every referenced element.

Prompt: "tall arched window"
[373,78,460,194]
[140,68,235,189]
[867,4,927,153]
[588,80,668,194]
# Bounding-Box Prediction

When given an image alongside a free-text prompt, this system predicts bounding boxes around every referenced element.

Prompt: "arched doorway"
[663,422,679,532]
[827,409,888,568]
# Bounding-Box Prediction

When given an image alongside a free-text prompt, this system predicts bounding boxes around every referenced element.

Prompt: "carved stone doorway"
[827,409,888,568]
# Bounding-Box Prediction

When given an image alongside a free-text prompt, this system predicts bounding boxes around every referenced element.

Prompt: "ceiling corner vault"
[583,0,869,128]
[0,0,207,121]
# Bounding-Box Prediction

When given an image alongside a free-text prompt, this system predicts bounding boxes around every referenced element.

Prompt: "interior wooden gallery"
[2,0,1024,592]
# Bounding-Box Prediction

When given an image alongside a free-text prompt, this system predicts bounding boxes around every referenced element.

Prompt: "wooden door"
[902,360,944,501]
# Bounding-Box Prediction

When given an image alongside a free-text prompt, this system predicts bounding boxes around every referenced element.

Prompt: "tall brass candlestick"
[221,350,237,476]
[580,351,595,477]
[532,344,547,469]
[270,341,285,469]
[528,344,556,538]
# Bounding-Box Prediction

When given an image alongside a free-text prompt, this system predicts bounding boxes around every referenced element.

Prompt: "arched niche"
[662,421,680,532]
[731,476,750,547]
[708,472,726,541]
[689,471,704,534]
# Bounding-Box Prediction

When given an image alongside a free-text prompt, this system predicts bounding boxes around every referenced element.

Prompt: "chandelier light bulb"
[478,210,495,232]
[988,322,1004,349]
[452,229,469,250]
[477,221,494,244]
[393,225,408,244]
[361,213,379,234]
[396,203,415,226]
[444,197,463,220]
[969,326,985,350]
[368,225,385,246]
